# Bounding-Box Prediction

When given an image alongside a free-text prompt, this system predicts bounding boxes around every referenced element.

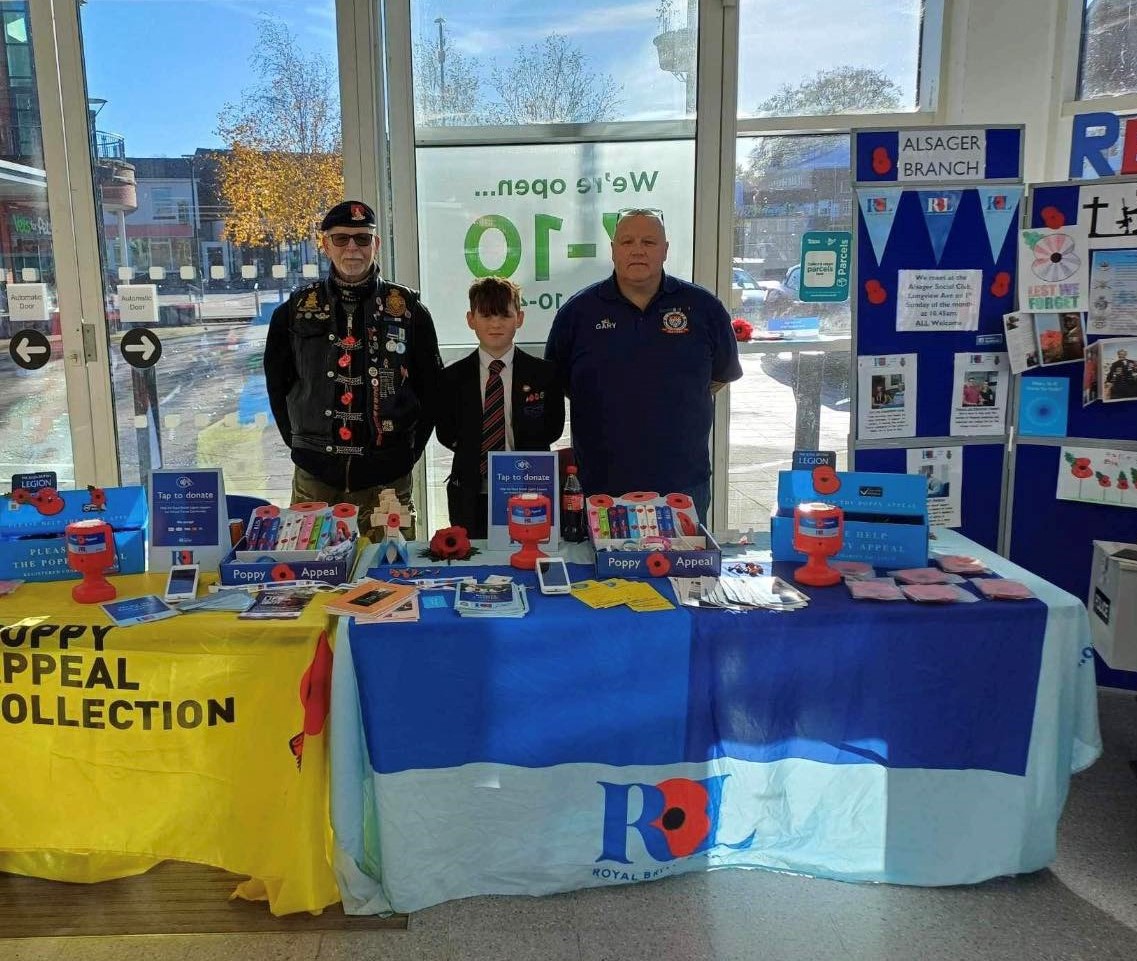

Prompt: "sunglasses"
[327,232,376,248]
[616,207,665,224]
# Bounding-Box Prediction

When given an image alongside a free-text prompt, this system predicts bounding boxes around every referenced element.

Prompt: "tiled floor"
[4,690,1134,960]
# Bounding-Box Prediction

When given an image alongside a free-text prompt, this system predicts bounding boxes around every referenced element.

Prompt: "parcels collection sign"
[416,141,695,345]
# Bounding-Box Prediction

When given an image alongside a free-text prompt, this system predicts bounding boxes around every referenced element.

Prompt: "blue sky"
[80,0,922,157]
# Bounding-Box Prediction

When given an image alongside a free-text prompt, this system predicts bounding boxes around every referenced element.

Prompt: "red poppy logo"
[989,271,1011,297]
[645,553,671,577]
[865,279,887,305]
[871,146,893,175]
[1039,206,1066,229]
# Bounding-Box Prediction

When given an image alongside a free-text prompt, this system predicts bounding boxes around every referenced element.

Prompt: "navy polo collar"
[596,271,681,305]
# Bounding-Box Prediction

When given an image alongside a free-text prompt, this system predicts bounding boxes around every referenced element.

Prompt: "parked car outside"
[730,265,781,323]
[762,264,850,335]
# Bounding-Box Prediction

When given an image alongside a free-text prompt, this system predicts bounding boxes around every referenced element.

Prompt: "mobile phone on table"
[163,564,201,603]
[536,557,572,595]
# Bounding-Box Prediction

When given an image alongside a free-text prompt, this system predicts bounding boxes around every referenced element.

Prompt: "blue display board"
[853,444,1004,551]
[850,126,1024,552]
[855,187,1022,436]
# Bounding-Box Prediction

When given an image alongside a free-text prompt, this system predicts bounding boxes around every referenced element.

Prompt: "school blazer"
[436,348,566,496]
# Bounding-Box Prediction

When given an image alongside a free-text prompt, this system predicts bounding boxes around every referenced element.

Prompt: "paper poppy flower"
[427,526,472,561]
[31,488,65,516]
[1039,206,1066,229]
[811,466,841,495]
[387,512,402,529]
[731,317,753,342]
[989,271,1011,297]
[1096,473,1111,488]
[645,553,671,577]
[865,279,887,305]
[272,563,296,582]
[10,488,31,505]
[666,493,694,511]
[1118,473,1129,491]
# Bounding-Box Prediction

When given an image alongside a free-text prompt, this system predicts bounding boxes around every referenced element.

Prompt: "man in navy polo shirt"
[545,208,742,522]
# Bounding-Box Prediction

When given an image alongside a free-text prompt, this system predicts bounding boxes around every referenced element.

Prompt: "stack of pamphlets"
[353,594,421,623]
[670,575,809,612]
[454,581,529,618]
[569,578,674,612]
[325,579,417,621]
[238,589,317,620]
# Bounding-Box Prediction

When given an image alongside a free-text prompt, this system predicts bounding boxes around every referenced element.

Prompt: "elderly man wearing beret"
[264,200,444,538]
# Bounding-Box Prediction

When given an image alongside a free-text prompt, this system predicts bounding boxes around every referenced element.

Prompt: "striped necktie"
[480,358,506,476]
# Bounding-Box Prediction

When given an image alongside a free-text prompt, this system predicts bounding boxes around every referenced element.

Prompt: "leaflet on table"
[1018,225,1089,313]
[101,594,180,627]
[1088,248,1137,336]
[1056,446,1137,508]
[906,447,962,528]
[857,354,917,440]
[1018,377,1069,436]
[454,581,529,617]
[949,352,1009,436]
[147,468,228,573]
[896,269,981,332]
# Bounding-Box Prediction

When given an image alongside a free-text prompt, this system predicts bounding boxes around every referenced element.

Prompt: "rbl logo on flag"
[597,776,755,864]
[927,196,954,213]
[868,197,890,213]
[987,195,1008,210]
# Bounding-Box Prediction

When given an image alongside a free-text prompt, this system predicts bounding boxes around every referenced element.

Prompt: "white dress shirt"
[479,345,516,451]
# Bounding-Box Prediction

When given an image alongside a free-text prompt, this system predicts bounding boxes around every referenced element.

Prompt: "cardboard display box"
[218,540,352,586]
[1088,541,1137,673]
[771,469,928,569]
[593,526,721,579]
[0,486,147,582]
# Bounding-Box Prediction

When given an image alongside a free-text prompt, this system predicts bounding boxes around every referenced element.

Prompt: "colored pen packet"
[847,577,906,602]
[933,554,990,576]
[972,578,1035,600]
[900,583,979,604]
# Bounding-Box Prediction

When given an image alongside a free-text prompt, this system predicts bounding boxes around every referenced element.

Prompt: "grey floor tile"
[318,927,450,961]
[577,923,713,961]
[449,927,579,961]
[442,890,577,934]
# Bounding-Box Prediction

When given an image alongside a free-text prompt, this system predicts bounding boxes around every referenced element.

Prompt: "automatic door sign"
[9,329,51,370]
[120,327,163,369]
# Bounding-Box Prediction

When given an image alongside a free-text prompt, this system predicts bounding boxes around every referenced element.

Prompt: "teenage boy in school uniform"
[437,277,565,538]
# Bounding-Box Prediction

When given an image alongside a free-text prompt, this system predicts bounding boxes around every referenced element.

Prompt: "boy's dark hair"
[468,276,522,316]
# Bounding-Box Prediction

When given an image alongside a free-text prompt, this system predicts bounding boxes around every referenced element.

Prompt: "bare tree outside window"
[413,19,485,126]
[486,34,622,125]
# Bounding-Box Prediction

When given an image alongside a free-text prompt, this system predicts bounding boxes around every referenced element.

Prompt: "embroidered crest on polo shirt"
[595,318,616,330]
[661,308,689,334]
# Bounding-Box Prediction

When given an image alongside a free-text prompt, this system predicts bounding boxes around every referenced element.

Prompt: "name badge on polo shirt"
[661,308,689,334]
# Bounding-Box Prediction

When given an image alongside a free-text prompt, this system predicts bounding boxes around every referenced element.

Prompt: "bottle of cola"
[561,465,586,542]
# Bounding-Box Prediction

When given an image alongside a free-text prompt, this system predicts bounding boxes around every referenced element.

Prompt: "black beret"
[320,201,377,231]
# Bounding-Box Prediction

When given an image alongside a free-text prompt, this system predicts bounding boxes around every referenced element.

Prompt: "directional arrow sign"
[8,329,51,370]
[120,327,163,369]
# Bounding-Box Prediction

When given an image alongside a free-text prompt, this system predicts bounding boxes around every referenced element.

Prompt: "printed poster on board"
[906,447,962,528]
[1057,446,1137,509]
[1018,226,1089,314]
[1087,248,1137,336]
[949,352,1009,437]
[896,269,982,332]
[857,354,917,440]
